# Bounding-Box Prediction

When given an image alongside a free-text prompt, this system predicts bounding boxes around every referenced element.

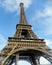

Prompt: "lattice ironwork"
[0,2,52,65]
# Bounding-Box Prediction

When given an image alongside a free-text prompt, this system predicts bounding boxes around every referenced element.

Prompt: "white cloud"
[0,34,7,51]
[32,3,52,21]
[32,0,52,35]
[0,34,6,42]
[40,57,50,64]
[43,17,52,35]
[39,0,52,18]
[12,59,50,65]
[45,39,52,49]
[17,60,31,65]
[37,7,52,18]
[45,39,52,45]
[0,0,32,12]
[12,58,51,65]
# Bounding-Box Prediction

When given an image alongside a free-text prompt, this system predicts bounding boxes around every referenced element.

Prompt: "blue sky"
[0,0,52,50]
[0,0,52,64]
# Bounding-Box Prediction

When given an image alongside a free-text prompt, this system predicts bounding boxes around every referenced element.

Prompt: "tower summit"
[19,3,28,25]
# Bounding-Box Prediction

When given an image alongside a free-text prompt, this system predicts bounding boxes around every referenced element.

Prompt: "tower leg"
[35,56,40,65]
[30,55,37,65]
[30,55,40,65]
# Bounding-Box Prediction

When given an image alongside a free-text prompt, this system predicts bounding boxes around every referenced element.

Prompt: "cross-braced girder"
[43,54,52,64]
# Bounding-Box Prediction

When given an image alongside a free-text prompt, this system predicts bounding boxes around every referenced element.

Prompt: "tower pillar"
[15,54,19,65]
[35,56,40,65]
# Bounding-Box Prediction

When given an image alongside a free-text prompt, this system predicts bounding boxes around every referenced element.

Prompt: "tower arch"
[2,47,52,65]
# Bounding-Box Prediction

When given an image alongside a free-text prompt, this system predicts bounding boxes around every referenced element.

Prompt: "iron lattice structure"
[0,3,52,65]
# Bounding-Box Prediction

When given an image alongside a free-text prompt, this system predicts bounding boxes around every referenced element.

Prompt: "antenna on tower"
[17,2,28,25]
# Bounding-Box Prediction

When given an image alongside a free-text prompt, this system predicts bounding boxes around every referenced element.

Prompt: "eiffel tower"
[0,3,52,65]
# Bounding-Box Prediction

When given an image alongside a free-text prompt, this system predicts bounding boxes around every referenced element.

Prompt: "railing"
[8,37,44,42]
